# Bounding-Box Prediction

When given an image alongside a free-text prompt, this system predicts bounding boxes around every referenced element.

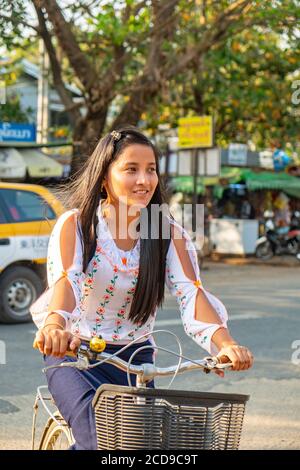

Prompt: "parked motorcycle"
[255,211,300,260]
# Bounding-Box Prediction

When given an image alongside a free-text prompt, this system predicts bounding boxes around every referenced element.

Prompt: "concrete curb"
[207,255,300,268]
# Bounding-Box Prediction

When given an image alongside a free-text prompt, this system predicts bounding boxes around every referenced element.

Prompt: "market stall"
[169,167,300,255]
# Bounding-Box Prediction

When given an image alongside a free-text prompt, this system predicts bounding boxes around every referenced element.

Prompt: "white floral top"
[30,204,228,355]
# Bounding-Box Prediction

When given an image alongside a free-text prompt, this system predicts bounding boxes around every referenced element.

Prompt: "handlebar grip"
[216,355,232,365]
[32,338,77,358]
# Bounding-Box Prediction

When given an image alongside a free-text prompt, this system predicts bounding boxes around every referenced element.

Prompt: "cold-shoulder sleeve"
[165,219,228,355]
[30,209,85,330]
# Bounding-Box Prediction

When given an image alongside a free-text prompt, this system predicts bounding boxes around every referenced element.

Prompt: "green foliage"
[143,1,300,150]
[0,0,29,50]
[0,94,33,123]
[197,29,299,149]
[0,0,299,150]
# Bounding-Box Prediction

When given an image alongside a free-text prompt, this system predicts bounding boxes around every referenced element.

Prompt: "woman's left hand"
[216,343,254,372]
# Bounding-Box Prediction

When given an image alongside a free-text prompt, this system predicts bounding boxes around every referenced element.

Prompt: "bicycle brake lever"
[203,357,218,372]
[203,356,232,373]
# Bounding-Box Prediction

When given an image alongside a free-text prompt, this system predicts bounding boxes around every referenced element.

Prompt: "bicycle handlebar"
[34,334,232,384]
[97,351,231,383]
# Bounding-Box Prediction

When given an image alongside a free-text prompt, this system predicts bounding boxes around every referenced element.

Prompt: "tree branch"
[110,0,262,130]
[110,0,180,129]
[32,0,98,94]
[121,0,148,24]
[164,1,254,79]
[34,4,82,126]
[34,0,140,116]
[69,0,100,20]
[0,13,40,33]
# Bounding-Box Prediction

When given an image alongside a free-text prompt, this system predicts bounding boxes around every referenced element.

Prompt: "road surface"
[0,263,299,449]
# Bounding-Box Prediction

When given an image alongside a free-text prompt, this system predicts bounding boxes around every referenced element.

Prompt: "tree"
[0,0,299,173]
[147,27,300,150]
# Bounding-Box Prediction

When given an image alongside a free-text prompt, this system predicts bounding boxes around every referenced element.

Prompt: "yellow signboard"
[178,116,213,148]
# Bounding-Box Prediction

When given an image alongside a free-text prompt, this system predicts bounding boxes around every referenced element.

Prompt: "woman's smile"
[132,188,150,198]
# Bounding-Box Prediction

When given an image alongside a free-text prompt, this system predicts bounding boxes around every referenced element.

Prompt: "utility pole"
[36,39,49,144]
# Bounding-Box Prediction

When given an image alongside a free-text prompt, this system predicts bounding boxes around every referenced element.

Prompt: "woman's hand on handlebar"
[35,326,81,358]
[217,343,254,371]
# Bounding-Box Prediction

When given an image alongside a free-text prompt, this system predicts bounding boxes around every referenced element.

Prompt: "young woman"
[31,126,253,450]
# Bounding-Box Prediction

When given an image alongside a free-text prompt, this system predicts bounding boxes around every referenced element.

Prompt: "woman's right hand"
[35,326,81,358]
[217,343,254,371]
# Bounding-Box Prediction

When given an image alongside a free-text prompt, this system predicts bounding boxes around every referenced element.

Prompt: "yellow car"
[0,182,65,323]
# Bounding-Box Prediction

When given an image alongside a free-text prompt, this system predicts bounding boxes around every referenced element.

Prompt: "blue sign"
[273,149,291,172]
[0,122,36,142]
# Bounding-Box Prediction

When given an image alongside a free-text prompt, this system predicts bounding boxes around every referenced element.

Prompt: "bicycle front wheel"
[39,413,74,450]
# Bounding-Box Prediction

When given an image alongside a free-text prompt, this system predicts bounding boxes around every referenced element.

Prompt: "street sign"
[178,116,213,148]
[0,122,36,142]
[221,148,260,167]
[259,150,273,169]
[228,143,247,166]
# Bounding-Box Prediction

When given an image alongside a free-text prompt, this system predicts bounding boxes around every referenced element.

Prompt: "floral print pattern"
[93,270,119,337]
[111,269,138,341]
[166,267,187,315]
[82,248,102,295]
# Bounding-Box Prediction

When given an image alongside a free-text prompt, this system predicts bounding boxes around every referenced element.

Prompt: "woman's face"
[104,144,158,209]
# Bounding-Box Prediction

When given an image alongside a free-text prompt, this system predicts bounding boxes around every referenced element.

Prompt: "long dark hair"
[57,126,170,325]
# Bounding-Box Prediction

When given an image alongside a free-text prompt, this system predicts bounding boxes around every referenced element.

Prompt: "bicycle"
[32,331,249,450]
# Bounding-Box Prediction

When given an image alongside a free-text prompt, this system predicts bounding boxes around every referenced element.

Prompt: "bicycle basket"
[92,384,249,450]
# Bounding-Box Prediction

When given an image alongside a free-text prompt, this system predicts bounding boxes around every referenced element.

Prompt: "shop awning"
[170,176,205,194]
[0,147,63,179]
[241,169,300,198]
[170,167,244,195]
[169,167,300,199]
[0,147,27,179]
[20,149,63,178]
[219,166,244,182]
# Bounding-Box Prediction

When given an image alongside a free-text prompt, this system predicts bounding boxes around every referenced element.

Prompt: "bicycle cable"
[125,329,183,389]
[87,329,215,390]
[126,343,215,388]
[86,329,183,390]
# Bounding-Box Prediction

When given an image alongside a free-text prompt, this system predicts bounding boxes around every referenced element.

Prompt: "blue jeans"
[44,340,154,450]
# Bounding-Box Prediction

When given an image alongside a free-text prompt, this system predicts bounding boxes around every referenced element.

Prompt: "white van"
[0,182,64,323]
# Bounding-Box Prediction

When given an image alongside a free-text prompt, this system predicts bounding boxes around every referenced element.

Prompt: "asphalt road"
[0,263,299,450]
